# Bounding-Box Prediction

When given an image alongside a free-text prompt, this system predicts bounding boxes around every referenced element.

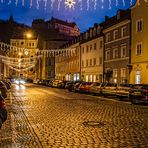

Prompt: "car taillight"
[2,99,6,109]
[143,90,148,93]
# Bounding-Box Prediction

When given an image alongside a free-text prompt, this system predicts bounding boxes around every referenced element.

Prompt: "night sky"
[0,0,136,32]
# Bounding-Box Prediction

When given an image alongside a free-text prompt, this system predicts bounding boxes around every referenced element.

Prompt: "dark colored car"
[129,84,148,104]
[0,95,7,129]
[0,81,7,98]
[67,81,81,91]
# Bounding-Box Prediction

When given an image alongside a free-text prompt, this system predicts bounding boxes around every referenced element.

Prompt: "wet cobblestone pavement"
[0,84,148,148]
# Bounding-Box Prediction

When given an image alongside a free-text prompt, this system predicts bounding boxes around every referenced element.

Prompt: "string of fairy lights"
[0,41,76,72]
[0,0,134,10]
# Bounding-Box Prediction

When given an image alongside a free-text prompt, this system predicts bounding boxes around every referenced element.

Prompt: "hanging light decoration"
[64,0,76,9]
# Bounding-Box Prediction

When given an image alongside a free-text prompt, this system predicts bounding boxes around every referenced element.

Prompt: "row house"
[103,9,131,83]
[130,0,148,84]
[80,25,104,82]
[55,9,131,83]
[55,39,80,81]
[55,23,104,82]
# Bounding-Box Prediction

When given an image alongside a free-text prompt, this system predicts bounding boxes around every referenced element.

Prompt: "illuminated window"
[136,70,141,84]
[113,69,118,78]
[90,75,93,82]
[121,68,126,78]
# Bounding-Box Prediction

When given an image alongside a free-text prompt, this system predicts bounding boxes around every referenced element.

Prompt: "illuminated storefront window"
[136,70,141,84]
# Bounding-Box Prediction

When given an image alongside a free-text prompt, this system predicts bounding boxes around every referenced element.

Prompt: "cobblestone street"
[0,84,148,148]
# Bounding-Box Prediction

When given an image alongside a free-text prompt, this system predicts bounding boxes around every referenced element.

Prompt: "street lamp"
[26,33,32,39]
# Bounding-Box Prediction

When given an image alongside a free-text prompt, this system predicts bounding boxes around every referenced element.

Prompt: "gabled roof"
[102,9,131,30]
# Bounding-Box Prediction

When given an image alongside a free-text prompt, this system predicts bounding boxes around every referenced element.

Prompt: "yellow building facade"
[130,0,148,84]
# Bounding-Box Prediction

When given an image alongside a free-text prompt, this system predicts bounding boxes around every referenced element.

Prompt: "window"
[90,75,93,82]
[82,60,84,67]
[86,46,89,52]
[121,26,127,37]
[136,19,142,32]
[106,33,111,42]
[82,47,84,53]
[86,59,88,67]
[136,70,141,84]
[105,50,110,60]
[93,58,96,65]
[90,45,92,51]
[113,69,118,78]
[113,48,118,59]
[94,43,96,50]
[136,43,142,56]
[48,59,51,66]
[99,57,102,65]
[121,68,126,78]
[121,46,126,58]
[100,40,103,48]
[113,30,118,40]
[90,59,92,66]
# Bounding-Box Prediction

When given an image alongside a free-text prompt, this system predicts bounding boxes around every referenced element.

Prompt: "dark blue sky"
[0,0,135,32]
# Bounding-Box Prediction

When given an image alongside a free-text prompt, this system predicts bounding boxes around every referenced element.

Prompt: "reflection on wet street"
[1,83,148,147]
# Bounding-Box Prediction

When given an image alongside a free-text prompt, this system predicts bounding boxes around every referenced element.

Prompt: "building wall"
[130,0,148,84]
[55,42,80,81]
[103,19,131,83]
[81,37,103,82]
[9,38,38,79]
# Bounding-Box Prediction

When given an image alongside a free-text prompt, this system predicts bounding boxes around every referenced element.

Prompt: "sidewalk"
[0,91,42,148]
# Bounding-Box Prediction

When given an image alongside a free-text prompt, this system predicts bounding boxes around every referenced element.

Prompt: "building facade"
[130,0,148,84]
[55,40,80,81]
[103,10,131,83]
[9,32,38,79]
[80,25,104,82]
[32,17,80,80]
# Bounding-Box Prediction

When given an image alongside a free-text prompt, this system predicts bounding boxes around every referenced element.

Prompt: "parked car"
[1,79,11,90]
[89,82,106,95]
[116,83,134,100]
[0,81,7,98]
[78,82,94,93]
[73,82,82,92]
[0,94,7,129]
[67,81,79,91]
[102,83,117,97]
[48,80,54,87]
[52,80,62,88]
[129,84,148,104]
[33,79,40,84]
